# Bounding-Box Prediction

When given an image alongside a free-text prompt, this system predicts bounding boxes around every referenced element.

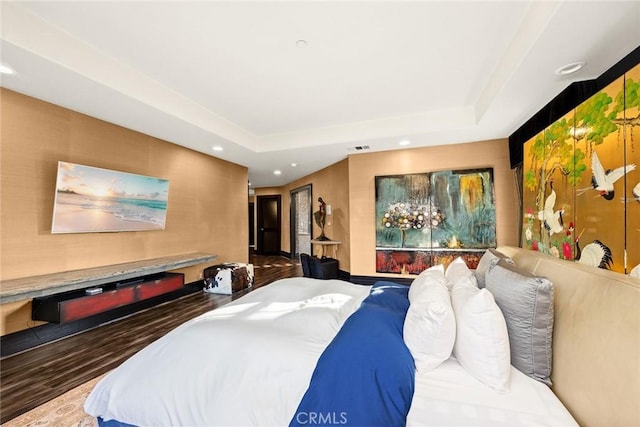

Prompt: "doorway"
[256,195,281,255]
[248,202,255,251]
[290,185,312,258]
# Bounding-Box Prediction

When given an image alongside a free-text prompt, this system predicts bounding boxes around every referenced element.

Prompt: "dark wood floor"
[0,253,301,424]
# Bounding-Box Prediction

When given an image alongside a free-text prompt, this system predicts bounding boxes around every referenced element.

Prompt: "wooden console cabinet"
[32,272,184,323]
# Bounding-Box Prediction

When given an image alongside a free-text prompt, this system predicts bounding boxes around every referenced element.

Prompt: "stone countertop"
[0,253,217,304]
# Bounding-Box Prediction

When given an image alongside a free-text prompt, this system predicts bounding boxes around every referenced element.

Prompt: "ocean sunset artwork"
[51,162,170,233]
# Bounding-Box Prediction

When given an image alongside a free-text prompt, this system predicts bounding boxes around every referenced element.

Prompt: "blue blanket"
[290,281,415,427]
[97,418,133,427]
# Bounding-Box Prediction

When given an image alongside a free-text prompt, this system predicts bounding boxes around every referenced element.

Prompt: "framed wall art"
[51,161,170,234]
[375,168,496,274]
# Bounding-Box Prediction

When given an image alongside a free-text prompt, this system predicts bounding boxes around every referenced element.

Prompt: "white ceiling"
[1,1,639,187]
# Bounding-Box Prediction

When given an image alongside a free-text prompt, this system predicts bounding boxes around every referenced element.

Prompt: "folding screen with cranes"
[522,63,640,275]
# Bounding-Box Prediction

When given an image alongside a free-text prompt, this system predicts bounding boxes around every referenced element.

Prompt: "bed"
[84,246,640,426]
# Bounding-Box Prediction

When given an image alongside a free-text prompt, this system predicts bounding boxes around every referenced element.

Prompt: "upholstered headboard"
[497,246,640,427]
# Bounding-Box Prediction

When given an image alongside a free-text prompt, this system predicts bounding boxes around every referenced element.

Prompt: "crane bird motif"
[621,182,640,204]
[538,184,564,236]
[577,151,636,200]
[576,238,613,269]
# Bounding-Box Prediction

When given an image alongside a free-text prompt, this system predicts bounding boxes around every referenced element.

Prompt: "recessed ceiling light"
[274,170,282,175]
[290,163,297,167]
[296,40,307,48]
[0,64,15,75]
[399,139,411,146]
[212,146,223,152]
[554,61,586,76]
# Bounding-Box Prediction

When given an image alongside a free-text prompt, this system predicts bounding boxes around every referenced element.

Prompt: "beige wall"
[255,140,518,278]
[0,89,248,335]
[254,159,351,270]
[348,139,519,277]
[0,89,518,335]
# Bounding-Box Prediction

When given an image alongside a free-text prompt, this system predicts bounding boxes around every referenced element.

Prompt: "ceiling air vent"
[349,145,371,152]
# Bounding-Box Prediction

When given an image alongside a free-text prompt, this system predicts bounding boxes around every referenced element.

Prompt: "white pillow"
[404,267,456,372]
[445,257,478,289]
[450,275,511,391]
[409,263,445,301]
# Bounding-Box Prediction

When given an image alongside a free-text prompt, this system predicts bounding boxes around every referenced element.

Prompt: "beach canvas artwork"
[51,162,170,233]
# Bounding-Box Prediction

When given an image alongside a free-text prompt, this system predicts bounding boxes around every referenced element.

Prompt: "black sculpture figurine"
[314,197,330,241]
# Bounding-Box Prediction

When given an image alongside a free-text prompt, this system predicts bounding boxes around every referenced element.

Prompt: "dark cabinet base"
[32,273,184,323]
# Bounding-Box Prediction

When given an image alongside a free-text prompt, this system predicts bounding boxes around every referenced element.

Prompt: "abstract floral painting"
[375,168,496,274]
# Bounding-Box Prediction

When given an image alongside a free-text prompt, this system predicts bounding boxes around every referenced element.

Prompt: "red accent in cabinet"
[32,273,185,324]
[60,287,136,323]
[136,274,184,300]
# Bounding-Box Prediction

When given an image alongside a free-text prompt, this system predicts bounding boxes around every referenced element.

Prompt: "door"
[290,185,312,258]
[248,202,255,250]
[257,195,281,255]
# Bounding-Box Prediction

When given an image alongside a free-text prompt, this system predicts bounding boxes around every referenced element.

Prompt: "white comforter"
[84,278,371,426]
[85,277,579,427]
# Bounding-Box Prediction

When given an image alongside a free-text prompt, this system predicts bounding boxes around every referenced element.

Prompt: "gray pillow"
[485,260,554,386]
[475,248,514,289]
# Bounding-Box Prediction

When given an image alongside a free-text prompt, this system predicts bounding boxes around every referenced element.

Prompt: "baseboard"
[0,281,202,359]
[326,269,413,286]
[348,275,413,286]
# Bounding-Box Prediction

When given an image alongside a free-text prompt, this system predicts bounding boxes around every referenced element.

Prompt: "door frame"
[290,184,313,259]
[248,201,255,253]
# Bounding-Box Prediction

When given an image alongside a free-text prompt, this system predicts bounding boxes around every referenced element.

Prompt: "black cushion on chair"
[300,253,312,277]
[300,253,339,279]
[310,256,339,280]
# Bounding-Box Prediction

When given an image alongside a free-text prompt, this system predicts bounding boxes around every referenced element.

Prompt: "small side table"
[310,239,342,258]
